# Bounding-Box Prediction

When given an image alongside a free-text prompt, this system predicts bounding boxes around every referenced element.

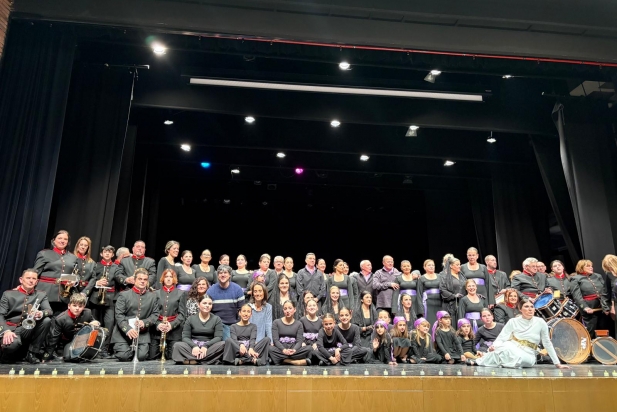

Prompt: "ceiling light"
[262,201,268,206]
[276,152,286,158]
[245,116,255,123]
[164,120,173,125]
[403,176,413,184]
[502,75,513,79]
[180,144,191,152]
[339,62,351,70]
[190,78,484,102]
[330,120,341,127]
[295,168,304,175]
[200,162,211,168]
[405,126,419,137]
[487,131,496,143]
[444,160,456,166]
[424,69,442,84]
[360,155,370,161]
[223,199,230,204]
[231,168,240,174]
[152,43,167,55]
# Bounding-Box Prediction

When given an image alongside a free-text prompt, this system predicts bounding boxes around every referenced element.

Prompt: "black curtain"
[49,63,135,254]
[552,103,617,267]
[467,180,497,259]
[110,125,138,248]
[0,21,75,291]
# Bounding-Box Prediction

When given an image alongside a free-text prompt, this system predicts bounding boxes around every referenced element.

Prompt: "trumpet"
[59,262,80,298]
[22,298,40,330]
[97,266,110,305]
[131,316,140,363]
[159,316,169,361]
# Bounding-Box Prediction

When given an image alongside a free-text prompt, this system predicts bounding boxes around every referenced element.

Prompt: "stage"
[1,361,615,412]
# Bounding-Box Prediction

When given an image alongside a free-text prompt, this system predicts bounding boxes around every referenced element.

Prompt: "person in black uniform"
[570,259,609,338]
[315,313,353,366]
[83,245,117,358]
[73,236,96,295]
[223,304,270,365]
[111,268,160,361]
[337,307,369,364]
[484,255,510,306]
[511,258,551,302]
[193,249,216,286]
[0,269,52,364]
[42,293,99,362]
[493,288,521,324]
[148,269,186,360]
[269,300,313,366]
[115,240,157,291]
[439,256,466,321]
[409,318,442,364]
[546,260,571,301]
[156,240,180,288]
[33,230,79,315]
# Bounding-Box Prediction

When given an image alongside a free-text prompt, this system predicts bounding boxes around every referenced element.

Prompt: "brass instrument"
[159,316,168,361]
[96,266,110,305]
[22,298,40,330]
[131,316,140,363]
[59,262,80,298]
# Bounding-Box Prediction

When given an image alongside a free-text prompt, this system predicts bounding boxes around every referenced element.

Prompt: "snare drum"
[547,318,590,364]
[559,298,579,319]
[591,337,617,365]
[534,293,563,320]
[67,325,106,362]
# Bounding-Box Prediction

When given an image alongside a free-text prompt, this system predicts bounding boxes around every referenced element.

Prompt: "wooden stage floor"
[1,362,616,412]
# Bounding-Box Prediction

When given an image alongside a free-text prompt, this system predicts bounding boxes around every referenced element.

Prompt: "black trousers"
[91,304,115,348]
[114,340,149,361]
[148,338,178,360]
[0,318,51,362]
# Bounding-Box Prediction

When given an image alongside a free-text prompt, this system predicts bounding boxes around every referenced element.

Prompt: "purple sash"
[192,339,209,347]
[465,312,481,333]
[339,289,348,297]
[279,337,296,344]
[303,332,318,341]
[422,288,440,316]
[177,284,191,292]
[239,340,250,348]
[472,278,485,286]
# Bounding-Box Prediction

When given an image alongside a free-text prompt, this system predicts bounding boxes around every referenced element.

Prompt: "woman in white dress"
[476,300,569,369]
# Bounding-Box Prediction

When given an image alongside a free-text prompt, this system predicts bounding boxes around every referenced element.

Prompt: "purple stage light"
[295,168,304,175]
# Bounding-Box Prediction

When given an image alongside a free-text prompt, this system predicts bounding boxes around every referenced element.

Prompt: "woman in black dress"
[193,249,216,285]
[33,230,79,314]
[219,254,230,266]
[493,288,521,324]
[171,294,225,365]
[157,240,179,288]
[417,259,441,326]
[326,259,357,309]
[283,257,298,299]
[231,254,252,295]
[185,277,210,316]
[409,318,442,364]
[396,293,416,330]
[460,247,494,306]
[457,279,487,333]
[269,300,313,366]
[223,304,270,365]
[352,291,377,348]
[176,250,197,292]
[269,274,297,320]
[439,256,466,321]
[475,308,504,353]
[321,286,345,320]
[391,261,422,319]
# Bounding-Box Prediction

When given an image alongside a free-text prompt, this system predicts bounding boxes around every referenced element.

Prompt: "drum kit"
[534,293,617,365]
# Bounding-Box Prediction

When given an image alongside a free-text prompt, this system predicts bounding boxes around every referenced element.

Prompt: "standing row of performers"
[3,229,616,363]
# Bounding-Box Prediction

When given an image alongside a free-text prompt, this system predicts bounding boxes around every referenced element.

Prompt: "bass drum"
[559,298,579,319]
[68,325,106,362]
[534,293,563,320]
[591,337,617,365]
[547,318,590,364]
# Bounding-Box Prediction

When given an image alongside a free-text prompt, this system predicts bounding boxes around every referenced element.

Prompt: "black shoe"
[234,358,241,366]
[318,361,326,366]
[305,358,312,366]
[25,352,41,364]
[100,351,115,360]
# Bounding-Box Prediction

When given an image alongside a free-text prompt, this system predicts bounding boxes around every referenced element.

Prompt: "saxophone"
[97,266,109,305]
[159,316,168,361]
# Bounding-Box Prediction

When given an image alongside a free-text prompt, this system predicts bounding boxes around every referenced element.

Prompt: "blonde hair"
[509,270,521,280]
[575,259,593,274]
[164,240,180,255]
[414,320,431,348]
[602,255,617,275]
[73,236,94,263]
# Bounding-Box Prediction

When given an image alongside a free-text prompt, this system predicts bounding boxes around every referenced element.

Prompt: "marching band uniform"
[33,248,78,313]
[493,303,520,324]
[42,308,94,362]
[172,313,225,364]
[511,271,547,300]
[74,254,96,294]
[115,255,157,292]
[84,260,117,333]
[148,285,186,360]
[222,323,270,365]
[570,272,609,338]
[111,287,160,361]
[487,268,510,300]
[0,286,52,363]
[546,274,571,301]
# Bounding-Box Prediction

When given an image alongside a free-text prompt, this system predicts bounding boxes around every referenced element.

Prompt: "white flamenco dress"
[475,316,560,368]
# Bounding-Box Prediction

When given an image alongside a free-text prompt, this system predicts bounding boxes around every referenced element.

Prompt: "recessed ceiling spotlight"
[295,168,304,175]
[405,125,419,137]
[444,160,456,166]
[502,74,513,79]
[339,62,351,70]
[152,43,167,55]
[262,201,268,206]
[487,131,496,143]
[424,69,442,83]
[223,199,230,204]
[276,152,286,158]
[200,162,211,168]
[360,154,370,161]
[330,120,341,127]
[164,120,173,125]
[231,168,240,174]
[245,116,255,123]
[180,144,191,152]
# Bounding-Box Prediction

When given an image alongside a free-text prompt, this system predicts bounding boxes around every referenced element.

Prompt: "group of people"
[2,230,617,370]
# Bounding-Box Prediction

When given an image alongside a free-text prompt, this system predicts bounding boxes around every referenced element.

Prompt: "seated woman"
[457,279,486,333]
[223,304,269,366]
[315,313,353,366]
[396,293,416,331]
[475,300,569,369]
[299,299,321,361]
[337,307,368,364]
[185,277,210,317]
[433,311,466,365]
[475,308,504,353]
[493,288,521,324]
[297,290,317,318]
[351,291,377,348]
[269,274,297,320]
[269,300,313,366]
[321,286,345,321]
[248,282,272,344]
[391,316,412,363]
[409,318,442,364]
[366,320,396,366]
[172,295,224,365]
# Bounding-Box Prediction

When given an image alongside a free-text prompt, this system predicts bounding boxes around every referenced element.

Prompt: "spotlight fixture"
[360,154,370,161]
[487,131,496,143]
[231,168,240,174]
[295,168,304,175]
[152,43,167,55]
[180,144,191,152]
[245,116,255,124]
[330,120,341,128]
[262,201,268,206]
[403,176,413,184]
[444,160,456,166]
[339,62,351,70]
[223,199,231,204]
[163,120,173,125]
[424,69,442,83]
[502,74,513,79]
[405,125,419,137]
[276,152,286,158]
[200,162,211,168]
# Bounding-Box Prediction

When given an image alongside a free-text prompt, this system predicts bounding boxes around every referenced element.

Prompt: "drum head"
[549,319,590,364]
[534,293,553,309]
[592,337,617,365]
[69,325,94,359]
